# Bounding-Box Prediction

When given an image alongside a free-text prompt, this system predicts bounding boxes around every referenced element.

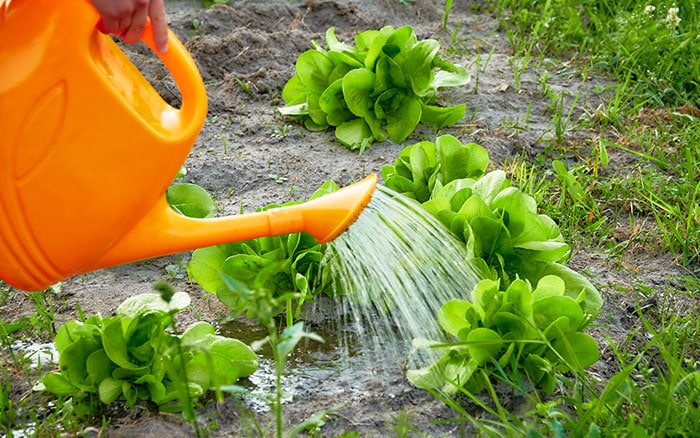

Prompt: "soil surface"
[3,0,697,436]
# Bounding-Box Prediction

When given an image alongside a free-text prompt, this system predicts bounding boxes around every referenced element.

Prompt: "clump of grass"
[0,287,64,436]
[506,125,699,269]
[491,0,700,268]
[497,0,700,108]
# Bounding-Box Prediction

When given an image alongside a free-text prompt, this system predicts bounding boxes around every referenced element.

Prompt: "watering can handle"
[137,18,207,129]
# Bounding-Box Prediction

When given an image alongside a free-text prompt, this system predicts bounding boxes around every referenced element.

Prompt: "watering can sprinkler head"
[296,173,378,244]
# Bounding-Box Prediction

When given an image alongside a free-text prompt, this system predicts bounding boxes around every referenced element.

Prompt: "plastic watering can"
[0,0,377,292]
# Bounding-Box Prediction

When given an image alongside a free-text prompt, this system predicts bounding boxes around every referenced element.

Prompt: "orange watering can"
[0,0,377,292]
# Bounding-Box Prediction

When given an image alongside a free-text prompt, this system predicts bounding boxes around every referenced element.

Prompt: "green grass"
[505,108,700,268]
[494,0,700,269]
[0,286,63,436]
[496,0,700,108]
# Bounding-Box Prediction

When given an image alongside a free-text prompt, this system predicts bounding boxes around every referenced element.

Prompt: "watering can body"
[0,0,377,292]
[0,0,207,290]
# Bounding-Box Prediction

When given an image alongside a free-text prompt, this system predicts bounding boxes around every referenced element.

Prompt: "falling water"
[320,185,482,369]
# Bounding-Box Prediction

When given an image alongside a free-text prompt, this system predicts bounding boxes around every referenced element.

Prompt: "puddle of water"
[10,340,57,368]
[218,304,362,412]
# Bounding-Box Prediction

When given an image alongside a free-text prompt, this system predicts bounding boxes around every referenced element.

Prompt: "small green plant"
[279,26,470,151]
[442,0,454,30]
[39,286,258,420]
[271,124,293,139]
[188,18,202,37]
[408,275,599,395]
[0,383,15,435]
[217,268,324,438]
[200,0,228,9]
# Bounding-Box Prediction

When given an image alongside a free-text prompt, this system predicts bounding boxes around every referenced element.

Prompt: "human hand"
[89,0,169,53]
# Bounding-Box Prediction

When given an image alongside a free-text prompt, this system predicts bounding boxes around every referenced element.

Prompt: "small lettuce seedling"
[280,26,470,151]
[39,291,257,413]
[408,275,600,395]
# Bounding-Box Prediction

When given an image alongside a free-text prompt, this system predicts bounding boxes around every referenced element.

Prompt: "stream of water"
[219,185,482,409]
[320,185,481,369]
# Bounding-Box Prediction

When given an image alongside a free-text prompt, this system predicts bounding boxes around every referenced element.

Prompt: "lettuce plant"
[187,181,339,316]
[382,136,602,313]
[408,275,600,395]
[40,289,258,413]
[279,26,470,151]
[381,134,489,202]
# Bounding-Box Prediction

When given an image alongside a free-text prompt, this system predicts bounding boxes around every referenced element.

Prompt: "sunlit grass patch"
[496,0,700,108]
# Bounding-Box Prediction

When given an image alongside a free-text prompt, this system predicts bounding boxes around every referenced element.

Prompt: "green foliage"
[497,0,700,107]
[595,1,700,107]
[187,181,339,318]
[1,381,16,435]
[382,135,602,312]
[408,276,599,394]
[279,26,470,151]
[40,291,257,413]
[200,0,228,9]
[166,182,215,218]
[523,296,700,437]
[217,269,325,438]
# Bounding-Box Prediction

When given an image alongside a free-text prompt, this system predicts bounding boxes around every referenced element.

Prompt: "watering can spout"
[84,173,379,272]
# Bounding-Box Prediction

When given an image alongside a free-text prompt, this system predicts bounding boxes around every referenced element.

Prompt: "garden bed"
[2,0,698,436]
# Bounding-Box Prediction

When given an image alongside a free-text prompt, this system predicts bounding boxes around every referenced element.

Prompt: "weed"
[221,134,228,154]
[442,0,453,31]
[188,18,202,37]
[165,255,187,280]
[235,77,253,96]
[216,269,325,438]
[271,124,293,139]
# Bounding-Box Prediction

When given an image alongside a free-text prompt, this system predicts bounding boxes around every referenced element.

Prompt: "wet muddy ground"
[3,0,698,436]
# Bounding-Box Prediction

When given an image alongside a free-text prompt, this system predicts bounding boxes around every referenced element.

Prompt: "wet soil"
[2,0,698,436]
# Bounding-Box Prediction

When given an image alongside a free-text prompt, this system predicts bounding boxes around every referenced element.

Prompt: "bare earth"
[3,0,697,436]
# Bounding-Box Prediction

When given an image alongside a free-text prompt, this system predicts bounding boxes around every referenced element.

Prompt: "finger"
[97,15,121,35]
[96,17,109,34]
[121,6,148,44]
[116,14,133,39]
[149,0,169,53]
